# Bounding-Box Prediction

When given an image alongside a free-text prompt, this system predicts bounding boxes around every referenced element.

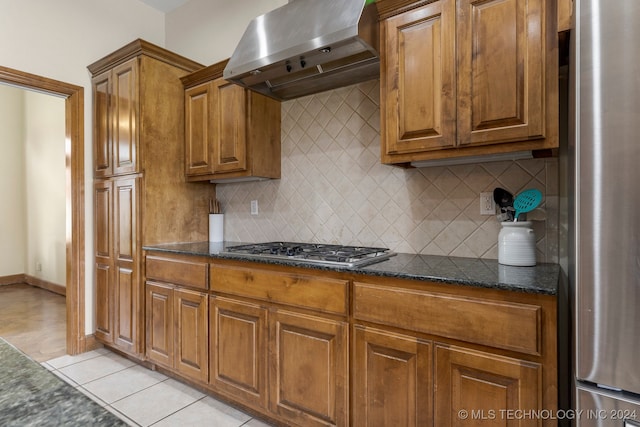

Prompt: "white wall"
[0,87,66,284]
[0,0,166,333]
[165,0,286,64]
[24,91,66,286]
[0,85,27,276]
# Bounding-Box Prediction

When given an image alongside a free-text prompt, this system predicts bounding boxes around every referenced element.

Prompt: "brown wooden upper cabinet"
[92,57,139,177]
[380,0,559,164]
[181,60,281,182]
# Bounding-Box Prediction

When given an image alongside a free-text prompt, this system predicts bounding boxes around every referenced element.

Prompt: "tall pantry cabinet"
[89,39,213,357]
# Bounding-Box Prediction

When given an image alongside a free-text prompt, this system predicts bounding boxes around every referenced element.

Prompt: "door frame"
[0,65,85,355]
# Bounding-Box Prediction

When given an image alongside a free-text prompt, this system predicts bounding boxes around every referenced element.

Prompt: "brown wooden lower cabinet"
[209,295,268,410]
[352,325,433,427]
[146,282,173,367]
[435,344,541,427]
[269,309,349,427]
[174,288,208,383]
[143,255,557,427]
[145,282,208,383]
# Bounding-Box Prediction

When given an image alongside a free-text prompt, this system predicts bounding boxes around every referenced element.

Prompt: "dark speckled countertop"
[143,241,559,295]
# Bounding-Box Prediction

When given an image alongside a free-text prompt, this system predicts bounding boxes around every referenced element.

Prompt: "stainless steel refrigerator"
[570,0,640,425]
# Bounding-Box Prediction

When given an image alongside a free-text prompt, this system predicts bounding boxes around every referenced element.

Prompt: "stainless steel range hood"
[223,0,379,101]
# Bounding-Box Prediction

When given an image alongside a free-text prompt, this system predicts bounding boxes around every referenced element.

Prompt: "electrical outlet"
[480,192,495,215]
[35,261,42,272]
[251,200,259,215]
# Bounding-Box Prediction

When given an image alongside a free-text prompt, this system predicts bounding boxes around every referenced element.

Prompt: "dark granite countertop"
[143,241,559,295]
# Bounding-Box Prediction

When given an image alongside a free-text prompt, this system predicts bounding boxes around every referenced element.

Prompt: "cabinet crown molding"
[180,59,229,88]
[88,38,203,76]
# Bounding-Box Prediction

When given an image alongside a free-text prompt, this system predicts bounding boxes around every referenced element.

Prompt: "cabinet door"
[353,326,433,427]
[94,180,113,343]
[184,83,214,177]
[111,58,139,175]
[381,0,456,160]
[210,296,268,409]
[113,176,140,353]
[174,288,209,383]
[211,79,247,173]
[93,72,113,178]
[435,344,541,426]
[457,0,545,146]
[146,282,173,367]
[269,310,348,427]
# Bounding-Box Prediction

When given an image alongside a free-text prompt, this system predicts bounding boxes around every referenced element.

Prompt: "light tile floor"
[42,348,274,427]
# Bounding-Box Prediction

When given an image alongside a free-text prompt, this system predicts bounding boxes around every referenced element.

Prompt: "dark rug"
[0,337,126,426]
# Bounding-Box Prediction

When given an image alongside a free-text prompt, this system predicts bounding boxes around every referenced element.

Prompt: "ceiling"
[138,0,189,13]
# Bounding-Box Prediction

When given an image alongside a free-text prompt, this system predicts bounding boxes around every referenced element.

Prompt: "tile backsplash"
[216,80,559,263]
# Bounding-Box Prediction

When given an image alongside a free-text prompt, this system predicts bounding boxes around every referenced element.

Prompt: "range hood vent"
[223,0,379,101]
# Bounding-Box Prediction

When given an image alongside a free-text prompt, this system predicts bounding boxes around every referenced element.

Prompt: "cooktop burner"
[220,242,396,268]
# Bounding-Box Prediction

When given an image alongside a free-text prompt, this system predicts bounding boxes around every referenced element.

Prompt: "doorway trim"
[0,65,85,355]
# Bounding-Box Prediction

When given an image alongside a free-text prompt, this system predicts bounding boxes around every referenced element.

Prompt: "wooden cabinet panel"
[210,263,348,315]
[353,326,433,427]
[94,180,113,343]
[93,72,112,177]
[114,177,137,261]
[146,282,173,367]
[94,181,112,258]
[269,309,348,427]
[435,344,541,426]
[457,0,545,146]
[175,288,208,383]
[146,255,208,290]
[92,58,138,178]
[382,0,456,157]
[115,267,135,350]
[353,282,541,355]
[210,296,268,409]
[184,83,212,176]
[95,263,113,343]
[113,177,139,353]
[111,58,138,175]
[212,80,247,173]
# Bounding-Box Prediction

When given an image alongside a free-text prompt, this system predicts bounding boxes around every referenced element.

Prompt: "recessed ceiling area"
[138,0,189,13]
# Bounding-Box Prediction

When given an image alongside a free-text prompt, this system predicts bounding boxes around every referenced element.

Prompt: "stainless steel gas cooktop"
[220,242,396,268]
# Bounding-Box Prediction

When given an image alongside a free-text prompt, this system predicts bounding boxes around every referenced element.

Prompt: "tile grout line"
[104,404,143,427]
[145,395,208,427]
[101,376,171,406]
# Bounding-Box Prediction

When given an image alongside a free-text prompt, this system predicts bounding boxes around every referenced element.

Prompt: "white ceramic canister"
[498,221,536,266]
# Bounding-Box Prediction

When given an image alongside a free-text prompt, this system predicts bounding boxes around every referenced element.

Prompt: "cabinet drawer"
[353,282,541,355]
[146,255,208,290]
[210,264,348,315]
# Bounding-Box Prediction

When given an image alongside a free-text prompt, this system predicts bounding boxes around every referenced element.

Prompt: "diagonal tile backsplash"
[216,80,559,263]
